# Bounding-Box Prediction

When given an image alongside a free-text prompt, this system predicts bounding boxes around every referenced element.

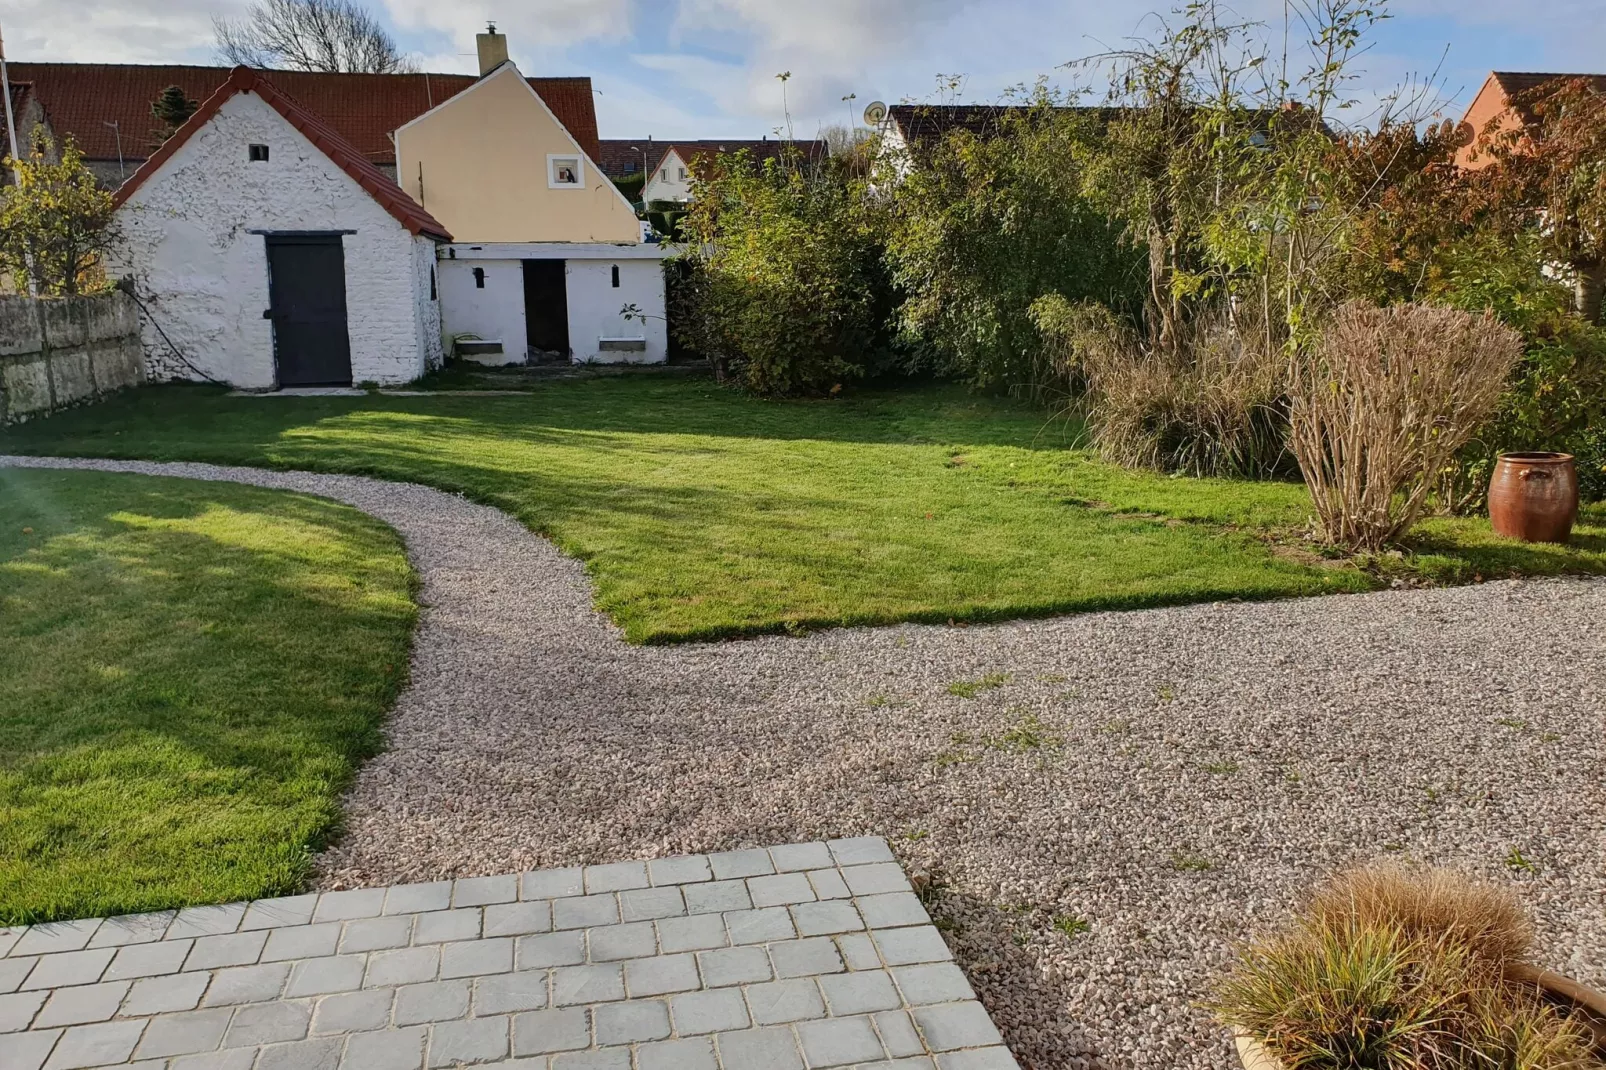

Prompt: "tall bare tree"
[214,0,415,74]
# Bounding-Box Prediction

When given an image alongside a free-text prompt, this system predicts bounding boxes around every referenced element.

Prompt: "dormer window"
[547,154,583,189]
[248,144,269,162]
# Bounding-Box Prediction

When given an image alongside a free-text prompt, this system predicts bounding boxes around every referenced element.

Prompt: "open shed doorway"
[522,259,569,361]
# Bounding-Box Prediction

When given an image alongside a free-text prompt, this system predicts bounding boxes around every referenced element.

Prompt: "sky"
[6,0,1605,141]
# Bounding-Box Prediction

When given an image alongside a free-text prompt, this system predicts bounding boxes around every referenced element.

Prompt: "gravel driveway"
[6,455,1603,1070]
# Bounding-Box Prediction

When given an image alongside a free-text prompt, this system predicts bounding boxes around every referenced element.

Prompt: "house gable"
[395,62,640,244]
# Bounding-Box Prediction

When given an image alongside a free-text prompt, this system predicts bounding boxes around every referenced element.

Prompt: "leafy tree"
[0,131,118,296]
[213,0,415,74]
[149,86,199,147]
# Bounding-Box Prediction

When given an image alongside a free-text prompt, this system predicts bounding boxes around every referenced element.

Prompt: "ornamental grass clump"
[1213,865,1603,1070]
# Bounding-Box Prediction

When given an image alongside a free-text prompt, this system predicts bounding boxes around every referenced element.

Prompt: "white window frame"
[547,153,584,189]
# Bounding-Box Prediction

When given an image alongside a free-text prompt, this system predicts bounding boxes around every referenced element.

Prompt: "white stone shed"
[108,67,453,389]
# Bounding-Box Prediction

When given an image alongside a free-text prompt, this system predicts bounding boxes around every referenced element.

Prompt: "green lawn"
[0,469,415,924]
[3,375,1603,643]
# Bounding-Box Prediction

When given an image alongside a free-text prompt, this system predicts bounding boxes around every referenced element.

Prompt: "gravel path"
[6,455,1604,1070]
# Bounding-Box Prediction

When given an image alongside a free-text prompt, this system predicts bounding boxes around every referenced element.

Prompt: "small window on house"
[430,266,437,300]
[661,168,668,181]
[678,167,686,181]
[248,143,270,162]
[547,154,583,188]
[611,265,620,288]
[472,267,485,289]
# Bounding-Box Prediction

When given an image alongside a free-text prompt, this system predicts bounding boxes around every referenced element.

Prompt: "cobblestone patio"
[0,839,1016,1070]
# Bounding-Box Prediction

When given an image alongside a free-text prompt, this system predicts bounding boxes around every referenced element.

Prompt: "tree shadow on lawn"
[0,469,415,924]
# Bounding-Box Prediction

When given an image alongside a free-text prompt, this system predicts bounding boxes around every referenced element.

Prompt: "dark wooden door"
[522,259,569,356]
[266,234,353,387]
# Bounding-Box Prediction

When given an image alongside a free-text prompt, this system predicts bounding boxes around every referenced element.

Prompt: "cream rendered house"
[395,28,667,365]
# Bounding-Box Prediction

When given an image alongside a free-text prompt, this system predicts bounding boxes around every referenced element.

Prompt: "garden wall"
[0,291,143,425]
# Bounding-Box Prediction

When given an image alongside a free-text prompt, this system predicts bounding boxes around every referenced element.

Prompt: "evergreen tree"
[150,86,198,146]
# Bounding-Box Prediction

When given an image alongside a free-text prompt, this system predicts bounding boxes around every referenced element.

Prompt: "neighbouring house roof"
[596,139,658,178]
[6,62,602,167]
[112,66,452,242]
[6,81,31,122]
[597,138,828,180]
[1487,71,1606,121]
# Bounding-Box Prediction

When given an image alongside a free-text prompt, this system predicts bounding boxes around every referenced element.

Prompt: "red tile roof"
[113,67,451,242]
[597,138,827,179]
[8,62,601,166]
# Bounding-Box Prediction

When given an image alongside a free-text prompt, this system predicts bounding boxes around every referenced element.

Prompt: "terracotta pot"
[1232,965,1606,1068]
[1488,452,1579,543]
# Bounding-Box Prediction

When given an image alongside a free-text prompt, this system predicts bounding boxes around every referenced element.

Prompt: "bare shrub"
[1290,302,1523,550]
[1033,296,1290,478]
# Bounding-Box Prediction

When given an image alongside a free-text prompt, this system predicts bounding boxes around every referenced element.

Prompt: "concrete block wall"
[0,291,144,425]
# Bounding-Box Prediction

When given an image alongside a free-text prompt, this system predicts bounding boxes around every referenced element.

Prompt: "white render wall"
[566,259,666,364]
[642,149,692,204]
[438,259,526,365]
[109,91,441,388]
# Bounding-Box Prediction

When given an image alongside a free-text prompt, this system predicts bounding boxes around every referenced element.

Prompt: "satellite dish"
[862,100,888,126]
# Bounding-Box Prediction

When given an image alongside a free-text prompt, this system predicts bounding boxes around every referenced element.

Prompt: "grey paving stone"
[14,920,101,958]
[518,869,584,902]
[933,1049,1019,1070]
[696,946,771,988]
[826,838,895,867]
[383,883,453,917]
[411,910,481,946]
[892,964,974,1006]
[725,908,795,946]
[0,989,47,1032]
[224,999,312,1047]
[263,924,342,964]
[636,1036,717,1070]
[286,955,368,997]
[707,850,774,881]
[550,964,624,1006]
[806,870,851,901]
[768,843,834,873]
[452,876,518,909]
[819,972,900,1015]
[167,905,247,941]
[88,913,174,950]
[341,1025,427,1070]
[122,972,209,1016]
[871,929,952,968]
[769,938,843,979]
[551,896,617,932]
[550,1050,629,1070]
[622,953,699,998]
[472,972,547,1016]
[790,902,863,939]
[745,976,827,1025]
[911,1002,1004,1052]
[857,894,929,930]
[4,1029,62,1070]
[683,881,751,916]
[0,957,36,994]
[798,1015,886,1067]
[240,896,319,932]
[439,938,512,979]
[514,932,586,971]
[364,947,438,989]
[134,1007,233,1058]
[482,902,551,938]
[873,1010,926,1058]
[646,855,711,887]
[619,887,684,923]
[593,998,670,1044]
[668,987,749,1035]
[256,1037,342,1070]
[170,1050,257,1070]
[842,865,912,897]
[655,914,727,954]
[511,1007,590,1056]
[392,980,470,1026]
[313,890,387,924]
[586,922,655,963]
[865,1059,937,1070]
[427,1014,510,1067]
[583,862,649,894]
[202,962,291,1006]
[835,933,881,971]
[312,988,393,1035]
[0,928,21,958]
[21,949,114,991]
[105,939,192,980]
[185,931,268,971]
[715,1026,805,1070]
[340,917,414,955]
[34,980,131,1028]
[748,873,816,909]
[46,1020,146,1069]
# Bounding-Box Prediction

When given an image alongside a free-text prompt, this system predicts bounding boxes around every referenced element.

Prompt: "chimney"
[476,23,508,76]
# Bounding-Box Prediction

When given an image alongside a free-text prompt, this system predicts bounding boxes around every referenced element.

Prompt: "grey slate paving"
[0,841,1017,1069]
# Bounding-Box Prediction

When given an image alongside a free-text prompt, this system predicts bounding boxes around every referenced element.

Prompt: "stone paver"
[1,842,1016,1068]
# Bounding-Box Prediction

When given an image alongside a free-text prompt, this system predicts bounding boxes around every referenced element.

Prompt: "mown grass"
[0,469,415,924]
[3,374,1602,643]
